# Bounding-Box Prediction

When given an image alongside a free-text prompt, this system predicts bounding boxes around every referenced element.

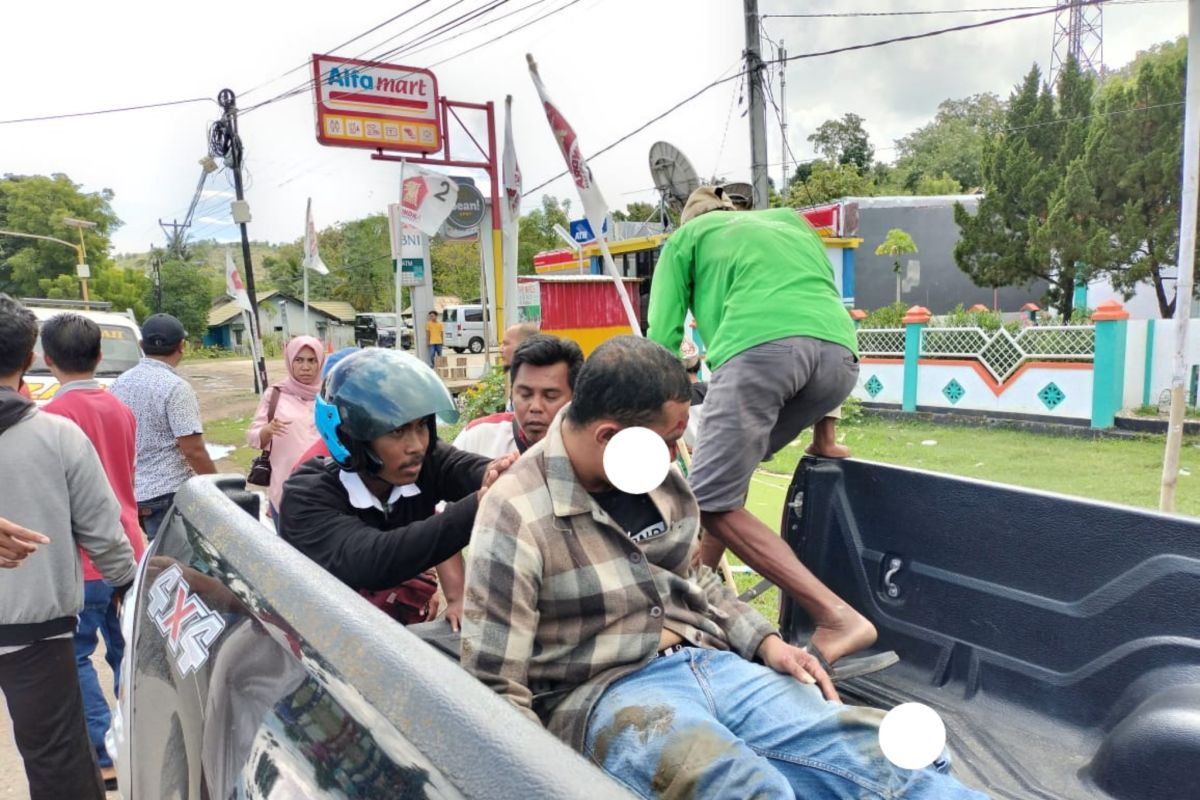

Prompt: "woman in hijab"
[246,336,326,524]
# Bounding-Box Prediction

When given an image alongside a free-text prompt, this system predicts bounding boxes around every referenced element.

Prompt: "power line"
[761,0,1177,19]
[239,0,440,98]
[0,97,213,126]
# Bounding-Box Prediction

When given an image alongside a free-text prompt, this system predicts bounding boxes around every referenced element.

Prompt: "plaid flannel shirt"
[461,411,778,751]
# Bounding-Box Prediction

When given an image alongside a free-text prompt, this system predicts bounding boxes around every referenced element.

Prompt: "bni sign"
[388,204,428,287]
[312,54,441,154]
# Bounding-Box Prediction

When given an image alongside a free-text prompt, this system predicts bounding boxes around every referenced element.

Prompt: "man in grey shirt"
[110,313,216,540]
[0,295,137,799]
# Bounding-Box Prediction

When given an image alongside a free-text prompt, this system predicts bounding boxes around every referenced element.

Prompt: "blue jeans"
[429,343,443,367]
[584,648,986,799]
[138,492,174,542]
[74,580,123,769]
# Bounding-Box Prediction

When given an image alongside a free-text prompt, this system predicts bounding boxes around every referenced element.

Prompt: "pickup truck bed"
[781,458,1200,800]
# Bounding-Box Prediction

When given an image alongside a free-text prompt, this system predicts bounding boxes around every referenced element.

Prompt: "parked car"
[113,458,1200,798]
[23,299,141,404]
[354,313,412,350]
[442,304,485,354]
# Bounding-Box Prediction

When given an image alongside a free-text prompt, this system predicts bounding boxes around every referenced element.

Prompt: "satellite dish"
[649,142,701,214]
[720,182,754,211]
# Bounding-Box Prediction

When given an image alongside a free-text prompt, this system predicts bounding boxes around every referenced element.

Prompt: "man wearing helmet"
[278,349,516,599]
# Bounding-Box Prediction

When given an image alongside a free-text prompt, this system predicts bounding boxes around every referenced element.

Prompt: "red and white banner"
[501,94,522,328]
[303,198,329,275]
[527,53,640,335]
[225,250,251,312]
[399,163,458,237]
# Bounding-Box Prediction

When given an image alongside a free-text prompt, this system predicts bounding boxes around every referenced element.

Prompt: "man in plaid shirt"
[462,337,982,799]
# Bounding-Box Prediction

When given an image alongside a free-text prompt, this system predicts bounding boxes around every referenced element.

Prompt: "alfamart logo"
[147,564,226,676]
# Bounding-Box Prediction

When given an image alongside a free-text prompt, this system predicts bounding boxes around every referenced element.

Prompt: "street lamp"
[62,217,98,302]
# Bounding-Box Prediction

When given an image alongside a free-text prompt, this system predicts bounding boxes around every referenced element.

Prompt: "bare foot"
[809,607,877,664]
[806,442,852,459]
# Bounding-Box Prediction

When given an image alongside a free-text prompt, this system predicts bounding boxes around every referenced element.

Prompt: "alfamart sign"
[311,54,442,153]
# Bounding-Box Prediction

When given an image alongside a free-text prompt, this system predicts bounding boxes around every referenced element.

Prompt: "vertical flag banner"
[225,249,252,311]
[526,53,640,335]
[399,163,458,236]
[501,94,522,331]
[303,198,329,275]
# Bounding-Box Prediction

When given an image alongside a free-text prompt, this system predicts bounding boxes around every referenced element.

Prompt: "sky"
[0,0,1188,255]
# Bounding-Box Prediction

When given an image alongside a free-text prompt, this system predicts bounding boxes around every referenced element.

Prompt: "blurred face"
[369,419,429,486]
[292,347,320,385]
[593,400,691,464]
[512,361,572,444]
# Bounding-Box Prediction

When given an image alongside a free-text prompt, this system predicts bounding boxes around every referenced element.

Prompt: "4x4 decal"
[147,564,226,676]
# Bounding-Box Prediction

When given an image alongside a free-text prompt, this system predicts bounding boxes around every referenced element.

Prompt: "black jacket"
[279,441,489,591]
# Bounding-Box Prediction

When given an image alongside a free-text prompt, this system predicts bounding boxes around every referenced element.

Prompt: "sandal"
[802,643,899,683]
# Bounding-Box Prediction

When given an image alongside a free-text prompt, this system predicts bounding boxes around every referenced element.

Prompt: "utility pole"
[779,39,788,195]
[215,88,268,394]
[744,0,770,210]
[151,246,163,313]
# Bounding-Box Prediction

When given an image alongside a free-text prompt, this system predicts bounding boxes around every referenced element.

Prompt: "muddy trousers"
[584,648,985,800]
[0,638,105,800]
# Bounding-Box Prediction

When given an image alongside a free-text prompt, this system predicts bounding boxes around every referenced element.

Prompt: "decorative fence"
[852,302,1129,428]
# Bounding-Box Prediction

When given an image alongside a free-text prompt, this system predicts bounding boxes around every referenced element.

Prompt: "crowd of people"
[0,185,988,799]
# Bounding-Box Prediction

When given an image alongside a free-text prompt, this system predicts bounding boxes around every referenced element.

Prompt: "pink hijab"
[280,336,326,401]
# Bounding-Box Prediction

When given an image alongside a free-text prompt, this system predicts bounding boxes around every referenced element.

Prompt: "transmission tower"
[1049,0,1103,85]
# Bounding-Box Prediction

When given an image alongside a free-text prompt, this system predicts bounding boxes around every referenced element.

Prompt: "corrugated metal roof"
[207,290,356,328]
[309,300,357,322]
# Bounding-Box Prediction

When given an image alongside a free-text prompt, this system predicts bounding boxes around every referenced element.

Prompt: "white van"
[23,301,142,404]
[441,304,486,354]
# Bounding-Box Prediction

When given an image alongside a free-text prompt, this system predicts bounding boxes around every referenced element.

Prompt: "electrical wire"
[0,97,213,126]
[238,0,440,98]
[520,0,1104,197]
[761,0,1177,19]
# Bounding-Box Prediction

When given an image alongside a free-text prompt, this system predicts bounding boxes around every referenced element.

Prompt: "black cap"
[141,314,186,349]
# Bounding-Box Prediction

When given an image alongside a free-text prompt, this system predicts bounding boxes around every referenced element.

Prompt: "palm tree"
[875,228,918,304]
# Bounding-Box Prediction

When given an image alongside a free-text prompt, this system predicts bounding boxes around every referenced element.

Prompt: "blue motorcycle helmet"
[314,348,459,473]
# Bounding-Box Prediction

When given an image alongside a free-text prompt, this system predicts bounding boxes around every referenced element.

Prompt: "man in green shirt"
[648,186,875,666]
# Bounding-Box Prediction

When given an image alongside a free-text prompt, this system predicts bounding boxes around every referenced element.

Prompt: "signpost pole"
[396,160,408,355]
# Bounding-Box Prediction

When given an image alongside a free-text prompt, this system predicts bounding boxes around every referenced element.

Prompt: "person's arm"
[647,234,693,354]
[692,563,777,661]
[167,383,217,474]
[434,552,466,631]
[245,390,273,449]
[279,463,479,590]
[460,492,544,725]
[63,427,137,588]
[178,434,217,475]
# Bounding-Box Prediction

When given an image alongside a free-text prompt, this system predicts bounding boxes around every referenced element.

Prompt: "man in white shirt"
[453,335,583,459]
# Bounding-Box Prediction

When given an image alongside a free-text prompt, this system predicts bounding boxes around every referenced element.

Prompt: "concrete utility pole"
[744,0,770,209]
[779,39,788,193]
[216,88,269,394]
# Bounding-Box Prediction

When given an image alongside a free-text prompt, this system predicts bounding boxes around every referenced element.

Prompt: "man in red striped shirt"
[41,313,145,787]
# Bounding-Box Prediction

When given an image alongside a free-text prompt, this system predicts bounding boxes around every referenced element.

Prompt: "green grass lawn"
[204,415,258,473]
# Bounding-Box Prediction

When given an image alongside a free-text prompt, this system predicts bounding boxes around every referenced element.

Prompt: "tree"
[611,201,658,223]
[330,215,392,311]
[807,113,874,171]
[785,162,875,207]
[157,259,213,341]
[1078,38,1195,317]
[894,93,1004,192]
[875,228,919,303]
[914,172,963,196]
[517,196,571,274]
[430,237,483,300]
[954,59,1093,318]
[0,173,121,297]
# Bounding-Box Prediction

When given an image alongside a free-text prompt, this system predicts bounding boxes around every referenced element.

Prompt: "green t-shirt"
[647,208,858,369]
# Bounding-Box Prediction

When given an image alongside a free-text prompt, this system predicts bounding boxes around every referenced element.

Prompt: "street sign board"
[442,178,485,242]
[312,54,441,154]
[568,216,609,245]
[388,204,429,287]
